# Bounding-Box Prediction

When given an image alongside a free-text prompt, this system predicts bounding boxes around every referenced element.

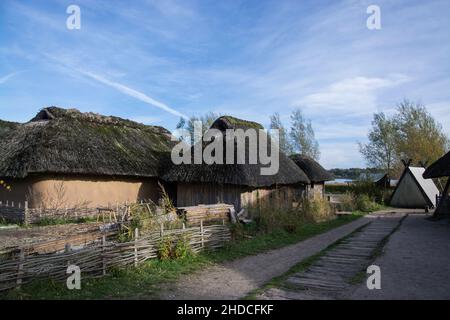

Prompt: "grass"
[0,214,363,300]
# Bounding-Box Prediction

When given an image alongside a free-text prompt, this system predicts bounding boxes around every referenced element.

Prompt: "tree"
[393,100,448,167]
[176,112,220,144]
[358,112,398,176]
[289,109,320,160]
[269,112,293,155]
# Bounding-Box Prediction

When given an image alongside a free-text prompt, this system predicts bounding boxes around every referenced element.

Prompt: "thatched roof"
[162,116,310,187]
[210,116,264,131]
[0,119,19,139]
[0,107,174,179]
[423,151,450,178]
[289,154,333,183]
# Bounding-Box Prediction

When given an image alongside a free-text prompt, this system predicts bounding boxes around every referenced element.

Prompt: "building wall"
[176,182,305,211]
[306,182,325,200]
[0,175,160,208]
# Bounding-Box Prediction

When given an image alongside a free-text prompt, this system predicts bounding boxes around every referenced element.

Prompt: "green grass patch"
[0,214,363,300]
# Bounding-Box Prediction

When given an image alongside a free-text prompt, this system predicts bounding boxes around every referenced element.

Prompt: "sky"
[0,0,449,169]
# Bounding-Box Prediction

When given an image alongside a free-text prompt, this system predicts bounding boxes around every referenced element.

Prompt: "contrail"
[43,53,188,120]
[0,72,21,84]
[77,69,188,120]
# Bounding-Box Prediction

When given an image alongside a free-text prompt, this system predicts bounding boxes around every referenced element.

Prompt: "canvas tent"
[390,166,439,208]
[423,151,450,218]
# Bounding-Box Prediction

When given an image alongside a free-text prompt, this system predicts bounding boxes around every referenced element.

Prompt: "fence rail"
[0,222,231,292]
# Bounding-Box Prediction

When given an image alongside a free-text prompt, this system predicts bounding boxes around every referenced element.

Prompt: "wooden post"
[200,219,204,249]
[65,243,72,269]
[102,235,107,276]
[160,223,164,238]
[134,228,139,267]
[16,248,25,287]
[24,201,29,226]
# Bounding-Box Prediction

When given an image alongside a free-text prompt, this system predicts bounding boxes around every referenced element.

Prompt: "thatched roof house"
[289,154,333,199]
[163,116,310,210]
[0,107,174,208]
[423,151,450,218]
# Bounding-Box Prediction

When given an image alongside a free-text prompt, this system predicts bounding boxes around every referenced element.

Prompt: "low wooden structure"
[423,151,450,218]
[178,203,233,226]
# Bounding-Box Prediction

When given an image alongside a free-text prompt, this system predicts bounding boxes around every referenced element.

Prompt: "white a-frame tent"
[390,166,440,208]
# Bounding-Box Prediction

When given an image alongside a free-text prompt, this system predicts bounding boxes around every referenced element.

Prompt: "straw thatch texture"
[162,116,310,187]
[289,154,333,183]
[0,107,174,179]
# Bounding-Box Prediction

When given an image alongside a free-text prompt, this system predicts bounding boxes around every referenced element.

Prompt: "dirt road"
[349,214,450,299]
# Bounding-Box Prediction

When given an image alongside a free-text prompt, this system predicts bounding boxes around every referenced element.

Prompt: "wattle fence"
[0,222,231,292]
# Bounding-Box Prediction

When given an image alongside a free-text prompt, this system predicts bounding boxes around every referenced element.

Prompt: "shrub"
[302,198,335,222]
[355,194,382,212]
[157,235,193,261]
[338,192,357,212]
[173,235,192,259]
[245,197,335,235]
[157,236,173,261]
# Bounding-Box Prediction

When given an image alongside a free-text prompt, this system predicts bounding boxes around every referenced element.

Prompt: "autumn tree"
[393,100,448,167]
[360,100,449,175]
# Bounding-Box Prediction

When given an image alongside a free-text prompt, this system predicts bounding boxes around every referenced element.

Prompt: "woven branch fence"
[0,222,231,292]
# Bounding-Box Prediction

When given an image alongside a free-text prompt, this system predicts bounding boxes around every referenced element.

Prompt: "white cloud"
[298,74,411,116]
[320,141,363,169]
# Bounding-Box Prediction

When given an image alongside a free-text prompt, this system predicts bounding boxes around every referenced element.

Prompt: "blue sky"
[1,0,449,168]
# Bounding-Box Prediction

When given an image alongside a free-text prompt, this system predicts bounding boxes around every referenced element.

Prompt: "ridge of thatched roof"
[162,117,310,187]
[289,154,333,183]
[423,151,450,178]
[0,119,19,138]
[211,116,264,131]
[0,107,174,179]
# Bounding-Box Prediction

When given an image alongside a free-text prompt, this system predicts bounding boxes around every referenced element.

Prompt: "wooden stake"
[16,248,25,287]
[200,219,204,248]
[102,235,107,276]
[134,228,139,267]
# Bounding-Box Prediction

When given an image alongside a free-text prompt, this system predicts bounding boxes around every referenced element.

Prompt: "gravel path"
[349,214,450,300]
[158,217,371,300]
